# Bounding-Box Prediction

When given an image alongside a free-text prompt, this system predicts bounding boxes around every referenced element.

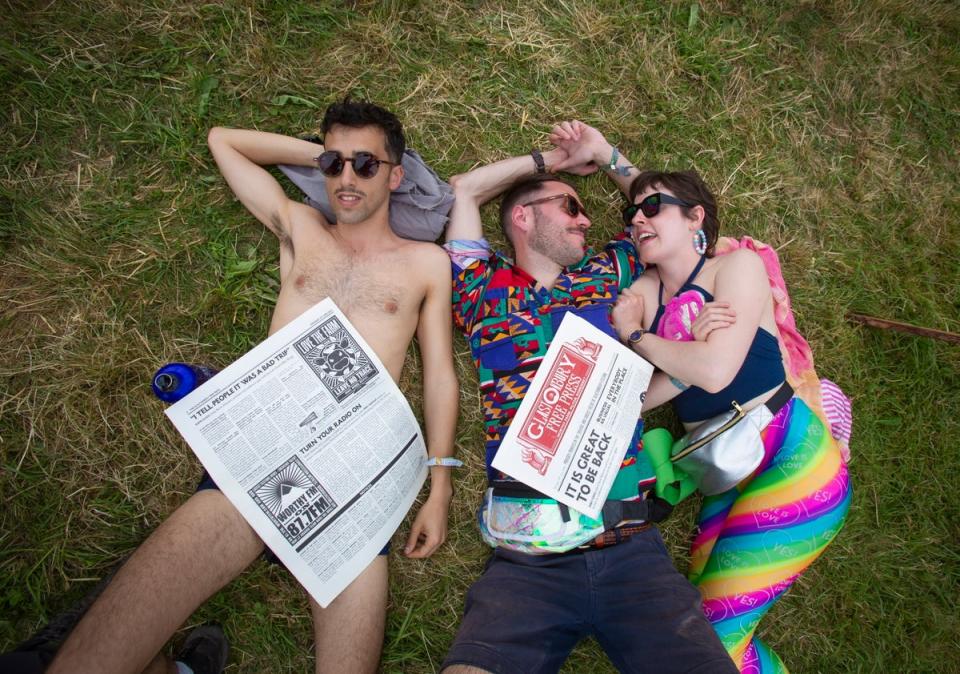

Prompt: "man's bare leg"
[49,490,264,674]
[143,654,176,674]
[310,555,388,674]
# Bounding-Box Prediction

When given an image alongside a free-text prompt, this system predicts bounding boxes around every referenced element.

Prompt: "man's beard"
[329,188,387,225]
[528,216,584,267]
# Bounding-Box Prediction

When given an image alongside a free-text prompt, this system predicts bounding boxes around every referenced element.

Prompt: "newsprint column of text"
[166,298,427,607]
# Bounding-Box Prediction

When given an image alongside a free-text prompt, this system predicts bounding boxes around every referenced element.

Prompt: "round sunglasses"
[522,193,589,220]
[622,192,693,226]
[314,150,396,179]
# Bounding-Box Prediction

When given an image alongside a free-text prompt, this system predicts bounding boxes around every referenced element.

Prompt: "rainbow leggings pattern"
[688,397,851,673]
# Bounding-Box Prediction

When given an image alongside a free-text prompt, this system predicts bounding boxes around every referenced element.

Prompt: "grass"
[2,0,959,671]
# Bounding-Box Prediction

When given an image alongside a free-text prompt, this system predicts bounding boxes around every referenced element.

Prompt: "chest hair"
[292,253,404,316]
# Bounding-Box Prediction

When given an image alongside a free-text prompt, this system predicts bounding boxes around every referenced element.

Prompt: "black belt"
[765,381,794,416]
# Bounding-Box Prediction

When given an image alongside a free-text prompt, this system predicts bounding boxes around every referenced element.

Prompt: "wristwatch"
[531,148,547,174]
[627,328,645,346]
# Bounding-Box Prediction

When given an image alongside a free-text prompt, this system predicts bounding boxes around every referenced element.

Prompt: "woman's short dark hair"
[629,169,720,256]
[321,98,405,163]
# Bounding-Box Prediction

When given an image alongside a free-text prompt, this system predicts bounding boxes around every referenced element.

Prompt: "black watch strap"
[531,148,546,174]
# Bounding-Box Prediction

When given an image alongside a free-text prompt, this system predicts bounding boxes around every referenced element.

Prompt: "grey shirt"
[278,148,453,242]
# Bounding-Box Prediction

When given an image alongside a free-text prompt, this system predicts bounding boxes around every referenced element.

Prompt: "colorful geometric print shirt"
[445,236,648,483]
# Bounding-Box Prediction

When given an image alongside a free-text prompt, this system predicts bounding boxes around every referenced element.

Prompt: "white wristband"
[425,457,463,468]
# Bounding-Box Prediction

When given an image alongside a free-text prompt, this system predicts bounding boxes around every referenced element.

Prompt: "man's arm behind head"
[207,127,325,240]
[445,148,572,243]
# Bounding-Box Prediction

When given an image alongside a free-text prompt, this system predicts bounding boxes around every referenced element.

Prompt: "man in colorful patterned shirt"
[439,132,736,674]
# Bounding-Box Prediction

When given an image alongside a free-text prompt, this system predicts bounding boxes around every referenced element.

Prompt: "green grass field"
[2,1,958,672]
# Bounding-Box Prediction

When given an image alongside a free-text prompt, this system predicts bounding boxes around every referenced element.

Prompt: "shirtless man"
[48,100,459,674]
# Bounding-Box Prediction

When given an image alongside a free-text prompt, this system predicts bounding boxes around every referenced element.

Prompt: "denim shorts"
[196,472,390,562]
[442,527,735,674]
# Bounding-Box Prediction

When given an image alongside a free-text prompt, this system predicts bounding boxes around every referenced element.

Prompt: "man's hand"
[548,120,611,174]
[549,120,638,195]
[691,301,737,341]
[403,490,451,558]
[549,141,600,176]
[612,286,646,342]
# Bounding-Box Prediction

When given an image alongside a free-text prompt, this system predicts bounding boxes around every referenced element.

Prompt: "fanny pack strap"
[599,498,673,528]
[764,381,794,416]
[489,481,673,527]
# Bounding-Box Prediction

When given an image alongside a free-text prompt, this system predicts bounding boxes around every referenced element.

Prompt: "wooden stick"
[847,312,960,344]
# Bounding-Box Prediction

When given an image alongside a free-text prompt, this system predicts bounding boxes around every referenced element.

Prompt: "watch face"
[629,329,644,343]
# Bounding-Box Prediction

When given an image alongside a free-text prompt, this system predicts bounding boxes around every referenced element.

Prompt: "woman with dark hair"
[551,122,852,673]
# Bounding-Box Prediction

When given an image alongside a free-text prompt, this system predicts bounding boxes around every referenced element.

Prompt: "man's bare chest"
[285,250,413,318]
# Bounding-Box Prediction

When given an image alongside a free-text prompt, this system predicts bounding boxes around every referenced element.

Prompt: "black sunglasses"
[522,193,589,219]
[622,192,693,226]
[315,150,396,179]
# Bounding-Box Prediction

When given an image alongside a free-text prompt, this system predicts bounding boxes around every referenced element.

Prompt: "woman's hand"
[691,301,736,341]
[612,287,646,342]
[548,120,607,175]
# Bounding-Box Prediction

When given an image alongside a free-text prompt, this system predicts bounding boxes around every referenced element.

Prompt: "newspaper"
[491,313,654,519]
[165,298,427,607]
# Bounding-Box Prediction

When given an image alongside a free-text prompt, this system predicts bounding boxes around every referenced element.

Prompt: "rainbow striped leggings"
[688,397,851,673]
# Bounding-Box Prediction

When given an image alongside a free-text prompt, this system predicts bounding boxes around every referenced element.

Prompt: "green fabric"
[607,464,642,500]
[642,428,698,505]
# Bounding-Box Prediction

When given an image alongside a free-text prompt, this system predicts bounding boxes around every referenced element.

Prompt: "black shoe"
[174,623,230,674]
[15,558,126,656]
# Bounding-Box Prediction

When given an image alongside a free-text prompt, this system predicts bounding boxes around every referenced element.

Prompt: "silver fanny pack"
[671,382,793,495]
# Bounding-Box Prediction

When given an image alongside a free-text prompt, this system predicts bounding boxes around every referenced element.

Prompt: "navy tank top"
[650,257,786,423]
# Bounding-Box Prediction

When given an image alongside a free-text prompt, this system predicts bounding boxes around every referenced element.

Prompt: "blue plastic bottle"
[151,363,219,403]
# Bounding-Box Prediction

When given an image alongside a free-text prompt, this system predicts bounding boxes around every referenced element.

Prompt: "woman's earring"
[693,229,707,255]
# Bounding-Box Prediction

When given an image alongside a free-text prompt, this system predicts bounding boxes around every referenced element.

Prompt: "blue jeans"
[442,528,736,674]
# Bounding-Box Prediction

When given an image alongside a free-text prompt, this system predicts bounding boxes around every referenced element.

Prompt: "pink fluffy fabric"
[656,289,706,341]
[714,237,812,377]
[714,236,852,460]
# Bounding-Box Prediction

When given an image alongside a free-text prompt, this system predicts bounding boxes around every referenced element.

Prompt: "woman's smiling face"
[629,187,700,265]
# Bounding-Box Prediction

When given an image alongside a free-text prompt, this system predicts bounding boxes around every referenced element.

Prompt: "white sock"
[175,662,195,674]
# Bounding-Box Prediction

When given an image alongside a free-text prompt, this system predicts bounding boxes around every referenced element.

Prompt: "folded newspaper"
[165,298,428,607]
[492,313,654,519]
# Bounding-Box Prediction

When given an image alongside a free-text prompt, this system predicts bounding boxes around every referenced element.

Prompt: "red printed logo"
[518,343,597,475]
